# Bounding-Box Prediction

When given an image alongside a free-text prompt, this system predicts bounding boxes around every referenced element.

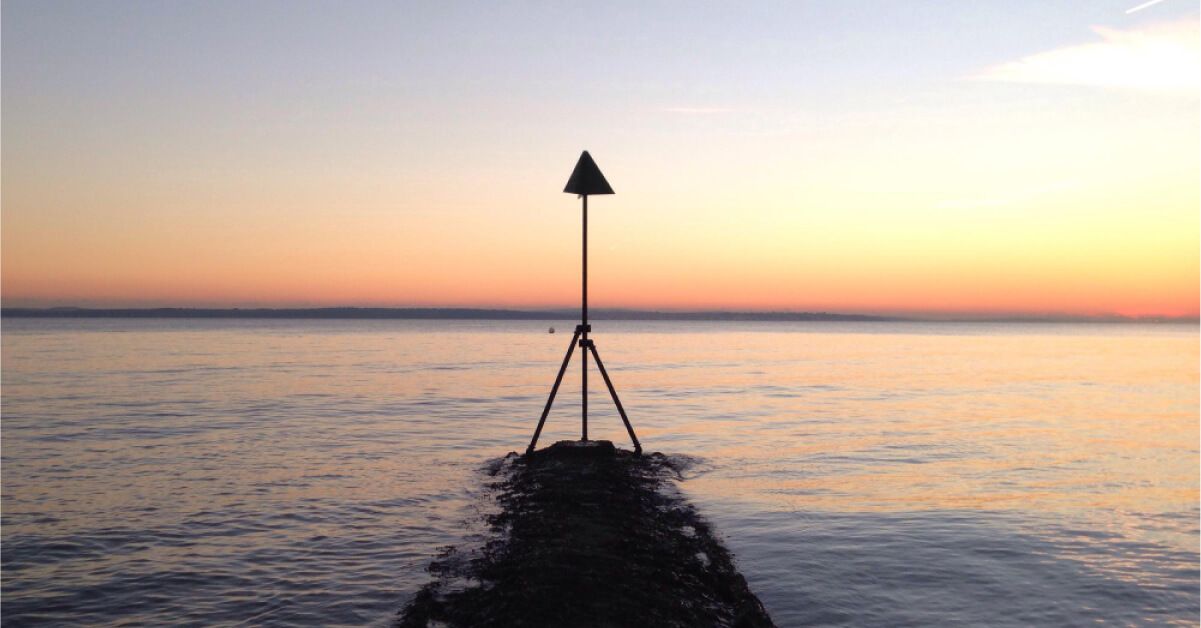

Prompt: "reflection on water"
[2,319,1197,625]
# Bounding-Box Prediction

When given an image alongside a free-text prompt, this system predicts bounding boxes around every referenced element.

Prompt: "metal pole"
[581,194,588,441]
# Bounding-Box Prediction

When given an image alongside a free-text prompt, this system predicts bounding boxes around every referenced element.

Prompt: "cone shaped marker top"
[563,151,614,195]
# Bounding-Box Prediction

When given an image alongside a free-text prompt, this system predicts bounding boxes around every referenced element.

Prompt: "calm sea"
[2,319,1197,626]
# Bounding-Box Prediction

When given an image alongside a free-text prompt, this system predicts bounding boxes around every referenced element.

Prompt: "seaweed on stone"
[398,440,775,628]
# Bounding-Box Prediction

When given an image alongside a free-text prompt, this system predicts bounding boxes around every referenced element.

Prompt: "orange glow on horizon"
[3,13,1196,319]
[3,249,1196,318]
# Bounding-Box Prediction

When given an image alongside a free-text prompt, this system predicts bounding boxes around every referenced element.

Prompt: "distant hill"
[1,307,1196,323]
[1,307,895,321]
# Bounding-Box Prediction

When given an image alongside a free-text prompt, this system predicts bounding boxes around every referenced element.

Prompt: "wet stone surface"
[398,440,775,628]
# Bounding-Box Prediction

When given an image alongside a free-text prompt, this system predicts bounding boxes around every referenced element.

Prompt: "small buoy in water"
[548,327,555,334]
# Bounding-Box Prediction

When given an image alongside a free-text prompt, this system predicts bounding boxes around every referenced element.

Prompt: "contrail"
[1125,0,1168,14]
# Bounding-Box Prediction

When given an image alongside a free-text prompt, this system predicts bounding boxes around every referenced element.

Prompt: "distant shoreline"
[1,307,1195,324]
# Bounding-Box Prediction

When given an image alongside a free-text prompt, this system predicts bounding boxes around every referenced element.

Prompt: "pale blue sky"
[6,0,1192,161]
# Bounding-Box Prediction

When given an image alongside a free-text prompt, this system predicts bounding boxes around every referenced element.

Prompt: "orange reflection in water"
[579,325,1200,526]
[1,319,1196,624]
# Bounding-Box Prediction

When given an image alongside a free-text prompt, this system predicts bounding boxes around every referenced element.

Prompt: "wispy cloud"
[1125,0,1169,15]
[973,19,1199,92]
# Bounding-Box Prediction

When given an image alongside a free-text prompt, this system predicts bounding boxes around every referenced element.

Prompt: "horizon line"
[2,306,1196,324]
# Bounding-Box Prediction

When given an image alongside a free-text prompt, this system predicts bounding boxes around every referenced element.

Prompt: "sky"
[3,1,1198,317]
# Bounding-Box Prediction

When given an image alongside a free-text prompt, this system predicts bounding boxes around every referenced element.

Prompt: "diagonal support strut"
[588,342,642,455]
[527,328,581,455]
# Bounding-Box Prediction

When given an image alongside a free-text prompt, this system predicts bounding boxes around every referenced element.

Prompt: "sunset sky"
[3,1,1198,317]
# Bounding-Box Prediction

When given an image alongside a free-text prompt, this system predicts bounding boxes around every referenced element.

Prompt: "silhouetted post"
[527,151,642,456]
[582,193,588,440]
